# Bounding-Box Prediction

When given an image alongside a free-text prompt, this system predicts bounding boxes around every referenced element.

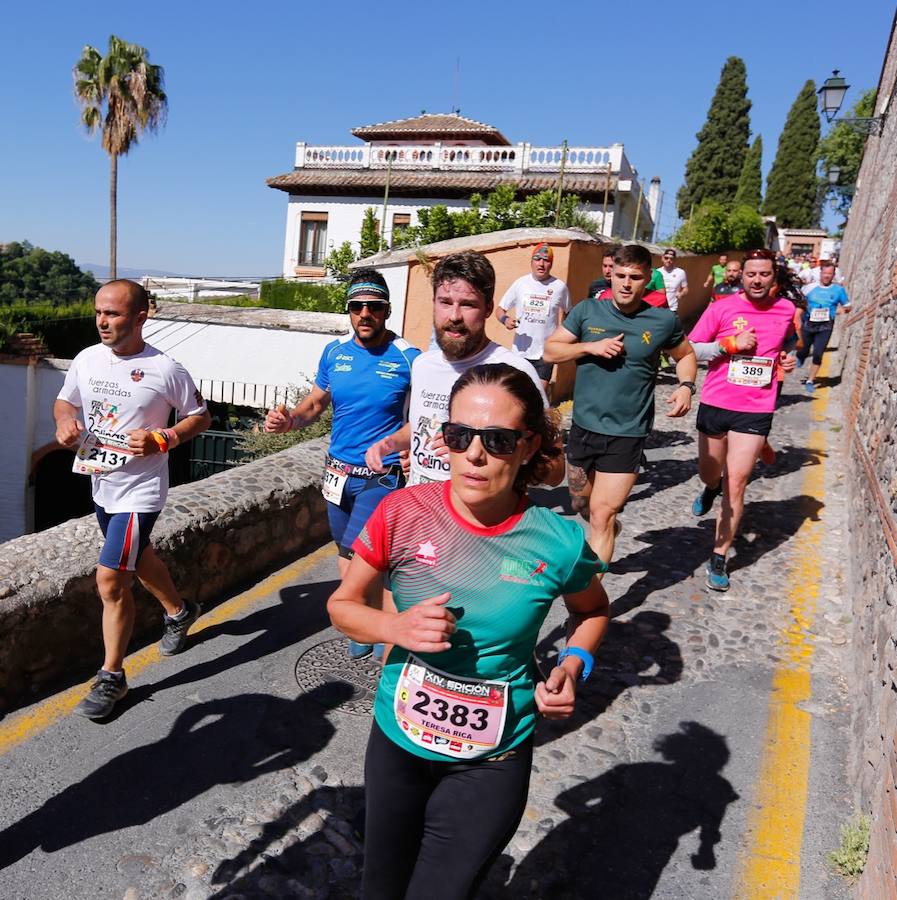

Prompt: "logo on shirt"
[642,330,652,345]
[500,557,548,586]
[130,368,144,382]
[733,316,749,331]
[415,541,439,567]
[91,399,120,429]
[334,364,352,372]
[587,327,607,335]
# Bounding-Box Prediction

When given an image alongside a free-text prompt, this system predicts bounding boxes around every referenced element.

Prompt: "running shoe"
[804,381,816,395]
[692,483,722,517]
[796,357,805,369]
[760,441,776,465]
[159,599,202,656]
[75,670,128,719]
[706,556,730,592]
[348,640,373,660]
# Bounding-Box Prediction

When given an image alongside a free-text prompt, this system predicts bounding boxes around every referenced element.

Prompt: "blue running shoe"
[692,483,722,517]
[706,556,730,592]
[804,381,816,394]
[796,357,805,369]
[348,640,373,660]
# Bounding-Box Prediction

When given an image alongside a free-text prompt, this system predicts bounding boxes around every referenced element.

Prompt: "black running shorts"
[696,402,774,438]
[566,423,646,474]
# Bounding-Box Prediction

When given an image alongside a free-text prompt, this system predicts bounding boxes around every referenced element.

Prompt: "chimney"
[647,176,662,223]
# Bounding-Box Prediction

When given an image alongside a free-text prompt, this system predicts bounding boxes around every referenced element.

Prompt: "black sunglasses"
[347,300,388,314]
[441,422,531,456]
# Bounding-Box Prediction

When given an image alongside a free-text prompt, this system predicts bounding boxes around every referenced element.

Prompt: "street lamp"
[827,164,841,185]
[818,69,886,136]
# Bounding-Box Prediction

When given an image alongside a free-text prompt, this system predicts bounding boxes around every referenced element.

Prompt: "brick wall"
[835,14,897,896]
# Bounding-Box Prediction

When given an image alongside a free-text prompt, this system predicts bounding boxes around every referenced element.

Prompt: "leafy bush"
[0,301,97,356]
[234,385,333,461]
[0,241,99,304]
[828,815,870,880]
[259,279,346,313]
[726,205,766,250]
[673,202,730,254]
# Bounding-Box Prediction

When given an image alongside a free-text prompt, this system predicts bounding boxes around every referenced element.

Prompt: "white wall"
[0,360,68,543]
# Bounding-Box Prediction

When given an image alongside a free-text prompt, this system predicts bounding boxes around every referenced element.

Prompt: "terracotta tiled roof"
[266,169,616,201]
[351,113,510,146]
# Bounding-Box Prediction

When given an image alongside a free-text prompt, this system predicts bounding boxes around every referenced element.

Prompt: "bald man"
[55,279,211,719]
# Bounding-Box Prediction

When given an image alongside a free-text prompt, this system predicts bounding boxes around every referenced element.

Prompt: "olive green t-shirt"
[562,298,685,436]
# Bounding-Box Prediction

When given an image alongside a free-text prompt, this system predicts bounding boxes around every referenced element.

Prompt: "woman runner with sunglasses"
[328,363,609,900]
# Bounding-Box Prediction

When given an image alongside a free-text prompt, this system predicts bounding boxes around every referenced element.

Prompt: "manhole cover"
[295,638,381,715]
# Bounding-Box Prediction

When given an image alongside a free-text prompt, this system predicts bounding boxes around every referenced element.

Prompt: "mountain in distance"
[79,262,184,279]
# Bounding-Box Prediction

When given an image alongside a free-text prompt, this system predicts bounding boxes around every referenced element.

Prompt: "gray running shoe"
[75,671,128,719]
[159,599,201,656]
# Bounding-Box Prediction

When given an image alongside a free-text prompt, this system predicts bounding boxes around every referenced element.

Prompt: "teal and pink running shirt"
[689,292,796,413]
[353,481,602,761]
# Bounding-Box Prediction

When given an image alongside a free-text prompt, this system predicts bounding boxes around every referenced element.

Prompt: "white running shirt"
[498,273,571,360]
[660,267,688,312]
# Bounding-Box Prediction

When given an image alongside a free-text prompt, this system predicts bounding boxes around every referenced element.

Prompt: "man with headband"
[265,267,419,659]
[497,242,571,397]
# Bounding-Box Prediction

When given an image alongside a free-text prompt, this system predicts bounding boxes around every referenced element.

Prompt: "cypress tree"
[677,57,751,218]
[734,135,763,210]
[763,80,821,228]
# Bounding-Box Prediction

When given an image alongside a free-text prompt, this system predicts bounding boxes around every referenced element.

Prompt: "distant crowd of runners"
[54,236,848,897]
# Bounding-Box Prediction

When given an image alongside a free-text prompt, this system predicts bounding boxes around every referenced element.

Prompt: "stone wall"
[0,438,330,714]
[835,14,897,897]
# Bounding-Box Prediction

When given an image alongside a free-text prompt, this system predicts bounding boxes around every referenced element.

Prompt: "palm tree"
[73,36,167,279]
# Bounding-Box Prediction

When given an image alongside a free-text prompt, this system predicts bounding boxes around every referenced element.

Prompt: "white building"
[268,113,657,279]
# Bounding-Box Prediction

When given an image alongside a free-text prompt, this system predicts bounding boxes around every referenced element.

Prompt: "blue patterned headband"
[347,280,390,301]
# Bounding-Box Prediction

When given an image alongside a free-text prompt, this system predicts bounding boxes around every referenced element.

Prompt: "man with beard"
[266,267,419,658]
[688,248,797,591]
[365,251,559,486]
[711,260,743,301]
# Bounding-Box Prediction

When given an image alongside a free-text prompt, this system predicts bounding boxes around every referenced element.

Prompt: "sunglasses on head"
[441,422,531,456]
[347,300,388,314]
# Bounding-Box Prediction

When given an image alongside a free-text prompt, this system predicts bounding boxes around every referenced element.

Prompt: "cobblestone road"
[0,362,854,900]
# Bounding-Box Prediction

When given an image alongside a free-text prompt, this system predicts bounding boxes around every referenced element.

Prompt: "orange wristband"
[149,430,169,453]
[720,335,740,355]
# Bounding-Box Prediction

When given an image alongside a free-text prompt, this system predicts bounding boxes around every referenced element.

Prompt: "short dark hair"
[602,244,621,260]
[347,266,390,301]
[103,279,150,313]
[743,248,776,263]
[448,363,561,491]
[613,244,654,272]
[432,251,495,306]
[820,261,836,271]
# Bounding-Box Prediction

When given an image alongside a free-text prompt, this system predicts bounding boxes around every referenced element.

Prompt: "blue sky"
[0,1,892,276]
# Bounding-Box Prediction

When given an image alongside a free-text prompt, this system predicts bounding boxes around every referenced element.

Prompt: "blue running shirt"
[315,335,420,466]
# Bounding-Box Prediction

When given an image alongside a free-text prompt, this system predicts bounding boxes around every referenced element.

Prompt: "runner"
[496,242,571,396]
[797,262,850,394]
[265,267,419,659]
[587,246,619,299]
[365,251,563,488]
[703,253,729,290]
[688,248,797,591]
[711,260,743,301]
[543,243,697,572]
[329,363,609,900]
[54,280,211,719]
[658,248,689,314]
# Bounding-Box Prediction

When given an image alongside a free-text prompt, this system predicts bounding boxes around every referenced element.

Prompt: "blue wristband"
[558,647,594,682]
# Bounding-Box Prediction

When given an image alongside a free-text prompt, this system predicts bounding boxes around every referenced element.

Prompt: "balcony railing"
[294,142,625,175]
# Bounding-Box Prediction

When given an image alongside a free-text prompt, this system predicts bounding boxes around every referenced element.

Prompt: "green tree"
[672,202,730,254]
[73,36,168,280]
[817,88,877,218]
[0,241,100,304]
[359,208,384,257]
[677,57,752,218]
[763,80,821,228]
[726,205,766,249]
[733,135,763,210]
[324,241,357,279]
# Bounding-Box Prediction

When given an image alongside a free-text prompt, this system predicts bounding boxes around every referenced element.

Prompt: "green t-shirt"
[562,298,685,436]
[647,269,666,293]
[710,264,726,286]
[354,481,603,762]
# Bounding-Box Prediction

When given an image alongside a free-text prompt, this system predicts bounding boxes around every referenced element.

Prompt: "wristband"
[720,335,740,355]
[162,428,180,449]
[678,381,696,396]
[149,430,169,453]
[558,647,594,682]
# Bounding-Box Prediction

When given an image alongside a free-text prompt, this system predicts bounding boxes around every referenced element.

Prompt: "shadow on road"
[752,444,826,481]
[0,683,351,872]
[534,612,682,748]
[628,456,697,503]
[494,721,739,899]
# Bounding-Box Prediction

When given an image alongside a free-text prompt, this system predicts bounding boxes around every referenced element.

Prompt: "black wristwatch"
[677,381,697,396]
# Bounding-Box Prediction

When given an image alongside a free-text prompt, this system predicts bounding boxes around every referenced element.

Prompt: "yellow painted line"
[0,543,337,757]
[732,358,832,899]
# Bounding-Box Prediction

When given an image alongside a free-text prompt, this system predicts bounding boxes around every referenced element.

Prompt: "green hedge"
[259,279,347,313]
[0,302,97,358]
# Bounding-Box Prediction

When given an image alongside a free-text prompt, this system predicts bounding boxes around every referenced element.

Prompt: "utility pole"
[554,140,568,226]
[631,180,645,241]
[380,154,393,249]
[601,163,611,235]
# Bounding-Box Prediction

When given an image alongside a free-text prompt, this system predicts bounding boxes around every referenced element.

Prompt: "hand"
[588,333,625,359]
[502,314,517,331]
[55,416,84,448]
[399,449,411,477]
[779,350,797,372]
[365,436,395,473]
[534,665,577,719]
[666,386,692,417]
[390,593,456,653]
[265,403,292,434]
[126,428,162,456]
[735,327,757,353]
[426,429,449,459]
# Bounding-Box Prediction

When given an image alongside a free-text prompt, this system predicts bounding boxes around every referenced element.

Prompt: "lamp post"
[818,70,886,135]
[827,164,841,185]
